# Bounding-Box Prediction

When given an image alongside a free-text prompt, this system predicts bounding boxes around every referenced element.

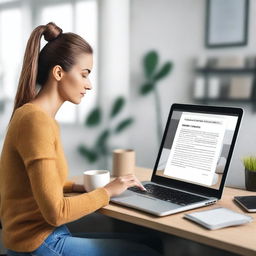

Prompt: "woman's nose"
[85,79,92,90]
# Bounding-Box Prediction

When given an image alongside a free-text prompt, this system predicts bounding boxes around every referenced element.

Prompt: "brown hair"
[10,22,93,120]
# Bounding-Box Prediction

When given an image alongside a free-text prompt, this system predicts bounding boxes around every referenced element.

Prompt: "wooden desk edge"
[98,205,255,256]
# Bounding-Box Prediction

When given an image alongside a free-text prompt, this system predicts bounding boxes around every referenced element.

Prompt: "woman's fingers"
[104,174,147,197]
[120,174,147,191]
[134,176,147,191]
[126,180,146,191]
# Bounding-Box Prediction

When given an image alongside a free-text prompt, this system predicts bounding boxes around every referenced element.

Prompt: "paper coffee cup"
[112,149,135,177]
[83,170,110,192]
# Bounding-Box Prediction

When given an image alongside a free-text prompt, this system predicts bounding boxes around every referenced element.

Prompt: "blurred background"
[0,0,255,189]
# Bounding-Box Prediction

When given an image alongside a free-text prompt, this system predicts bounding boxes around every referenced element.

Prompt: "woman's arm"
[27,159,109,227]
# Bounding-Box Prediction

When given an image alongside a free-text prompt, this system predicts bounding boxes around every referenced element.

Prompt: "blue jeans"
[7,225,161,256]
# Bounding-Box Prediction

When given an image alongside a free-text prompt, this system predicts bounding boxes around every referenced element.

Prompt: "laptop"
[111,103,243,216]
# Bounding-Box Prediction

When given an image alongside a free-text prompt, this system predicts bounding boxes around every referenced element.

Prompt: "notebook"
[111,103,243,216]
[184,207,253,230]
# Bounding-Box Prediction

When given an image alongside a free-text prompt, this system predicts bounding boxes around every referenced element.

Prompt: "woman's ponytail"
[10,22,62,121]
[11,25,45,119]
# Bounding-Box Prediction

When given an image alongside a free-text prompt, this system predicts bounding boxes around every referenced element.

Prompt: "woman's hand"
[103,174,146,198]
[72,183,86,192]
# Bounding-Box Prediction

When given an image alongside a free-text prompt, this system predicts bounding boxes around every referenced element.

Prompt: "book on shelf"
[193,77,205,99]
[208,77,220,99]
[216,56,245,69]
[229,76,253,99]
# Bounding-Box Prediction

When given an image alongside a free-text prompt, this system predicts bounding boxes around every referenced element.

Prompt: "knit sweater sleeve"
[27,160,109,226]
[16,111,109,226]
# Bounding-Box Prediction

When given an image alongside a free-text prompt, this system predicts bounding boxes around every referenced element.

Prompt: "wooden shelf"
[194,98,256,103]
[193,67,256,111]
[196,68,256,74]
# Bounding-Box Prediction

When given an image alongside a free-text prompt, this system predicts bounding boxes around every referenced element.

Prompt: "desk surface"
[70,167,256,256]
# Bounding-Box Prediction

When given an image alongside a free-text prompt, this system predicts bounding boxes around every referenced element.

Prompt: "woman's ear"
[52,65,64,81]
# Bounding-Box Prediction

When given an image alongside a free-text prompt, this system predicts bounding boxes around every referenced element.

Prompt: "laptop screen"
[154,105,242,191]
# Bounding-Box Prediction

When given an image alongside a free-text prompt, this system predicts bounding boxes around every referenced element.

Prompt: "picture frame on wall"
[205,0,249,48]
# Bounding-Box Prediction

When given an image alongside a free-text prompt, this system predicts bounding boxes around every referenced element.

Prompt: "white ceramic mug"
[83,170,110,192]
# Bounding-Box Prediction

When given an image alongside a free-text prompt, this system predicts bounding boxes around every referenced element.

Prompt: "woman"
[0,22,160,256]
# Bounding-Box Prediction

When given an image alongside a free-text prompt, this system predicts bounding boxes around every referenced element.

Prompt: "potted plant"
[242,156,256,191]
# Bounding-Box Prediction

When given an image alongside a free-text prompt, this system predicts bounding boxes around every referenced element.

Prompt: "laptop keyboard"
[128,184,206,206]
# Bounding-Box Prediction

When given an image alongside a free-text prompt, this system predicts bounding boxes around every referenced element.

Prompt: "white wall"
[129,0,204,170]
[129,0,256,189]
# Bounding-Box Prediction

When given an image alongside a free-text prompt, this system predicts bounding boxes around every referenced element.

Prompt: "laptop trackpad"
[111,190,180,214]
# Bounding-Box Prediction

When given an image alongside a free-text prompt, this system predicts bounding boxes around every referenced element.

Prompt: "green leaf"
[140,82,155,95]
[96,129,110,147]
[110,97,125,118]
[143,51,158,78]
[95,130,110,156]
[85,107,102,126]
[98,144,108,156]
[78,145,98,163]
[115,118,134,133]
[153,62,173,81]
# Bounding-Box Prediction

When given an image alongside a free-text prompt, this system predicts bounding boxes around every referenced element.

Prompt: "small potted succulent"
[242,156,256,191]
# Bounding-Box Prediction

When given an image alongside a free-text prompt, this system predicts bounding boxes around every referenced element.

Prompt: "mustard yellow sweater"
[0,103,109,252]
